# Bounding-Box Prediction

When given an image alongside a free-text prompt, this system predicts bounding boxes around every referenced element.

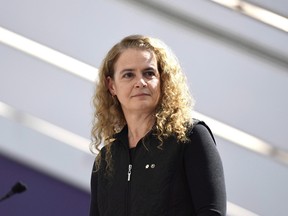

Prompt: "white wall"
[1,0,287,215]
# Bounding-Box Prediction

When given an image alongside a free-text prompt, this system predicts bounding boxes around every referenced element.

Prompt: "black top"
[90,121,226,216]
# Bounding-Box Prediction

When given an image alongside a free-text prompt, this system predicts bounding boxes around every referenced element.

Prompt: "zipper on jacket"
[127,147,136,215]
[127,164,132,181]
[127,163,133,216]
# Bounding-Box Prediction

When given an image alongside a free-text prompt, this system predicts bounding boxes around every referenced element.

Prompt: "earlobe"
[106,76,116,96]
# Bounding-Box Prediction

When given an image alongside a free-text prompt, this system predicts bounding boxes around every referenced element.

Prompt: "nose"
[135,78,147,88]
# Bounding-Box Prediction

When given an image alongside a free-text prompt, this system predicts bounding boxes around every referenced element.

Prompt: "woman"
[90,35,226,216]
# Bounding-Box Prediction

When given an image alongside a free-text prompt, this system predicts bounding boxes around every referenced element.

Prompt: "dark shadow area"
[0,152,90,216]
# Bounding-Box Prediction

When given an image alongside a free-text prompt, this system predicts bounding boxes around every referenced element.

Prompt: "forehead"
[114,48,157,68]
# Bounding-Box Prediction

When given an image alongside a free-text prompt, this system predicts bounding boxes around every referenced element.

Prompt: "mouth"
[132,93,150,97]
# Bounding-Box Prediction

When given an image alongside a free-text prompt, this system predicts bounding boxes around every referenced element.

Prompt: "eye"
[144,70,156,78]
[122,72,134,78]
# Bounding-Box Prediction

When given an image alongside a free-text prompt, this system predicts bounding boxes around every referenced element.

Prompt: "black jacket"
[90,121,226,216]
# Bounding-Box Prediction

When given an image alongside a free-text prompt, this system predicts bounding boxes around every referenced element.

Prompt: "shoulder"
[184,120,220,161]
[186,119,216,145]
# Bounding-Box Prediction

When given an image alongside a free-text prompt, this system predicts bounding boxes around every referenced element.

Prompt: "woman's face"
[107,48,161,115]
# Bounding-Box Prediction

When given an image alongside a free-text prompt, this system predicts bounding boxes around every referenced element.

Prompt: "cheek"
[115,83,131,97]
[150,79,161,93]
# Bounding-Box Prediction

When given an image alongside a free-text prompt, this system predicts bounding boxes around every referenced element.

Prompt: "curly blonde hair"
[91,35,195,171]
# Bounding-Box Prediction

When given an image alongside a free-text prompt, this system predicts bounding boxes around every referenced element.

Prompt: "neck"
[125,113,155,148]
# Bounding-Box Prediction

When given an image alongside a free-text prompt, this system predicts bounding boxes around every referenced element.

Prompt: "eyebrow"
[143,67,156,71]
[119,66,156,74]
[119,68,134,74]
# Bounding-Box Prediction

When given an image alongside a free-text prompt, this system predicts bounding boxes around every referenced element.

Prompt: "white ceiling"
[247,0,288,16]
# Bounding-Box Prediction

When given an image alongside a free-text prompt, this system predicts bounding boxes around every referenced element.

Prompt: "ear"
[106,76,116,96]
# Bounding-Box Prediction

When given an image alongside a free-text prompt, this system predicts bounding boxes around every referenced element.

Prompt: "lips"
[132,93,150,97]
